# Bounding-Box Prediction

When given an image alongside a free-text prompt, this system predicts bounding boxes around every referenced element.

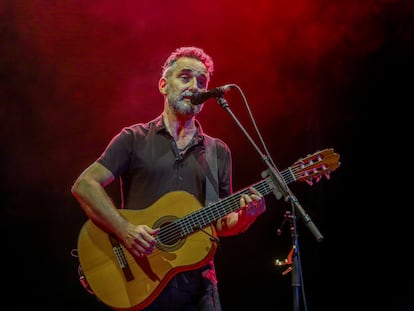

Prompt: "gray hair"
[161,46,214,78]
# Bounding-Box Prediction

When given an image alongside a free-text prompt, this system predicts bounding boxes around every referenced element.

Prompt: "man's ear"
[159,77,167,95]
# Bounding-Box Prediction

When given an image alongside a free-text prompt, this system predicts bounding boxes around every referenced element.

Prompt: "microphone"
[191,84,235,105]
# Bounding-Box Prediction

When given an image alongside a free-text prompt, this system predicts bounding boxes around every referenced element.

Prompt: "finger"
[151,227,161,236]
[134,252,144,258]
[131,246,144,258]
[250,187,262,198]
[133,240,155,256]
[136,236,155,250]
[141,233,157,246]
[244,194,253,204]
[239,195,248,207]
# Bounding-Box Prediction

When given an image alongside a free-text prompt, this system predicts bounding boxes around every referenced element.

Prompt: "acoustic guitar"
[77,148,340,310]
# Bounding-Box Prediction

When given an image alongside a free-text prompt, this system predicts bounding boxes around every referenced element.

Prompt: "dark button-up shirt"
[97,114,232,210]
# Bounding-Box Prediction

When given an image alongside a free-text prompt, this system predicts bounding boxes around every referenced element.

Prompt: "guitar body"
[77,191,218,311]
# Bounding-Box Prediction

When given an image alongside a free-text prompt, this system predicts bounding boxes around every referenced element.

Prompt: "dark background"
[2,0,413,310]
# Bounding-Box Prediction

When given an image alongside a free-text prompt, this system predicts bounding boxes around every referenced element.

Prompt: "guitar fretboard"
[157,147,340,245]
[158,167,295,245]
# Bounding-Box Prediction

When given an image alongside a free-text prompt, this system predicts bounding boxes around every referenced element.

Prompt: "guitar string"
[155,179,274,245]
[122,156,332,261]
[154,162,325,245]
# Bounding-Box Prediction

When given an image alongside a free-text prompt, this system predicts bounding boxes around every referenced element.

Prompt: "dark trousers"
[142,265,222,311]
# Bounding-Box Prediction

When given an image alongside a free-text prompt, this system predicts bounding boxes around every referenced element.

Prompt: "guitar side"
[77,191,218,311]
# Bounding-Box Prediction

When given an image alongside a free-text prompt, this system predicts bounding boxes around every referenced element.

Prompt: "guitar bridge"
[109,234,134,281]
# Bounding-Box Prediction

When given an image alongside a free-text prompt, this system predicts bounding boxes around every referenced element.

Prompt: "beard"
[168,94,202,117]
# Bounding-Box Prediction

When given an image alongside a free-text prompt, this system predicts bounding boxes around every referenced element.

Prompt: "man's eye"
[198,80,207,88]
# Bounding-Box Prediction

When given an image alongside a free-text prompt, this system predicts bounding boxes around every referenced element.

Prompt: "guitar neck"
[175,167,294,238]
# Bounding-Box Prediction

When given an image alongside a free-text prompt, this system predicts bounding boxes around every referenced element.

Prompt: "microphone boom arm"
[215,96,324,242]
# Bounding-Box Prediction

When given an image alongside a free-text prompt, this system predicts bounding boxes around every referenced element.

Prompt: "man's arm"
[71,162,159,258]
[71,162,129,236]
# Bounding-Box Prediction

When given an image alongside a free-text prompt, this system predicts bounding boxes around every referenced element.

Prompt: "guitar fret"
[165,173,287,242]
[179,176,277,235]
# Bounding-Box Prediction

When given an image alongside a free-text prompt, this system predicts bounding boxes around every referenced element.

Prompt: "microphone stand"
[215,97,324,311]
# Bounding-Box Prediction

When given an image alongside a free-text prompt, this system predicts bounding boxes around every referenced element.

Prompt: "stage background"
[2,0,413,310]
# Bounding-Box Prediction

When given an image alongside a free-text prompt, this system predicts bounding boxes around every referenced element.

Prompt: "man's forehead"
[174,57,208,76]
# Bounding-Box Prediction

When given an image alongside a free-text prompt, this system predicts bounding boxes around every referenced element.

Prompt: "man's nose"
[188,77,198,90]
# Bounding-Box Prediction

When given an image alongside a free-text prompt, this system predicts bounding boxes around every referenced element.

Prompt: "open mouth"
[181,91,195,104]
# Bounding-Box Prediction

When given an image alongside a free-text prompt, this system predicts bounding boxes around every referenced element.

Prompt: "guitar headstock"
[291,148,340,185]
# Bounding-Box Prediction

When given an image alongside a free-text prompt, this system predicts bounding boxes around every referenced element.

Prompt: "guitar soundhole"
[154,215,185,252]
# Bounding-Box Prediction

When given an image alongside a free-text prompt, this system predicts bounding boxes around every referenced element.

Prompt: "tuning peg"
[324,172,331,180]
[306,179,313,186]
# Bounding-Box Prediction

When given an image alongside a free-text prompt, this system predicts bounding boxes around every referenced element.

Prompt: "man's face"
[162,57,210,116]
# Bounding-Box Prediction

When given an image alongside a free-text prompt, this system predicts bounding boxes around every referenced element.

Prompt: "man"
[71,46,266,311]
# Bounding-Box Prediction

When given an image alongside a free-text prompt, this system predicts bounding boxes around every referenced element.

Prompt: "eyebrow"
[179,68,205,76]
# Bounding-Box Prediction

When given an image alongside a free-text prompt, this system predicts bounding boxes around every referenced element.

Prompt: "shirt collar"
[156,113,204,134]
[154,113,206,146]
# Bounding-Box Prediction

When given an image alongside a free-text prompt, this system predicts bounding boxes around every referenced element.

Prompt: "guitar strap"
[204,135,219,206]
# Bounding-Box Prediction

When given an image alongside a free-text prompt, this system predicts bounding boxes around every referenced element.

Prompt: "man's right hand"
[123,224,160,258]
